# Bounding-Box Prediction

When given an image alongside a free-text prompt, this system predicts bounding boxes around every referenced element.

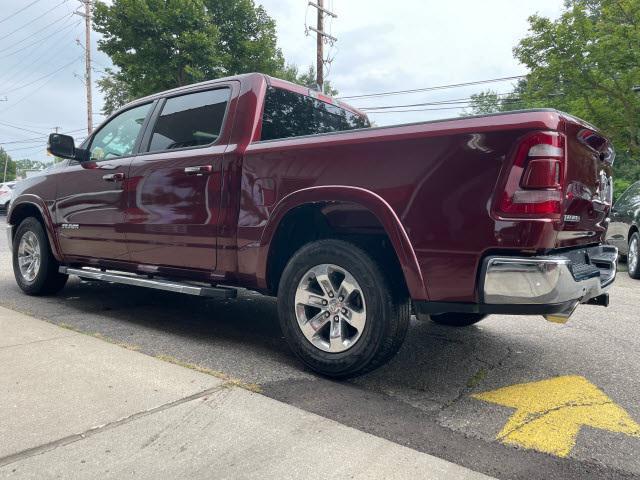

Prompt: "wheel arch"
[260,186,428,300]
[8,196,63,261]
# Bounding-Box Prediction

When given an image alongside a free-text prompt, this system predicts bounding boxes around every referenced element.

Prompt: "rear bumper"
[415,245,618,322]
[481,245,617,305]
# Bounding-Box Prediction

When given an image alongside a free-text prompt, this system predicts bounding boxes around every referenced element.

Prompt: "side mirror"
[47,133,76,159]
[47,133,89,161]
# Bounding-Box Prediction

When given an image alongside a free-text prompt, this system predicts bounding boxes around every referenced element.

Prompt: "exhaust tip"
[544,301,579,324]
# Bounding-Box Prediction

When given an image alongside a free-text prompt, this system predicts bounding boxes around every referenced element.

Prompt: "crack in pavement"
[441,347,513,411]
[0,333,80,350]
[0,384,228,469]
[495,400,617,441]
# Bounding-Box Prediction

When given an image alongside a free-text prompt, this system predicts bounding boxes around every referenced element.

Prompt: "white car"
[0,181,16,213]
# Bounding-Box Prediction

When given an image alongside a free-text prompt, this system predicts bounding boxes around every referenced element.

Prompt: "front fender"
[8,195,63,261]
[259,186,428,300]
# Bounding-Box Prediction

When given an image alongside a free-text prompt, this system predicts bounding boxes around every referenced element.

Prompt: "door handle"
[102,172,125,182]
[184,165,212,176]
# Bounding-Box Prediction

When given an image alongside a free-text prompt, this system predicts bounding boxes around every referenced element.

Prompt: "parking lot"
[0,214,639,480]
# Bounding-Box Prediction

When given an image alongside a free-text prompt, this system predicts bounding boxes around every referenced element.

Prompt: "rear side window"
[616,181,640,210]
[261,87,370,141]
[147,88,230,153]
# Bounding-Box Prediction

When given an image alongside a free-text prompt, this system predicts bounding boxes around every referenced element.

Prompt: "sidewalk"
[0,306,492,480]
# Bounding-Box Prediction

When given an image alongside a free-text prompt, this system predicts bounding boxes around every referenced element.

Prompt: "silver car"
[0,181,16,213]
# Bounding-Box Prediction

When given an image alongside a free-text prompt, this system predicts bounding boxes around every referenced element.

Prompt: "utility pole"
[315,0,323,91]
[76,1,93,135]
[308,1,337,93]
[84,0,92,135]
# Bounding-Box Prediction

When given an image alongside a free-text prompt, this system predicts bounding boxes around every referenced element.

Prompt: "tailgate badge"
[564,215,581,223]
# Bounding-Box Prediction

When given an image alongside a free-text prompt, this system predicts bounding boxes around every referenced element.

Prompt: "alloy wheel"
[17,231,41,282]
[294,263,367,353]
[630,237,639,274]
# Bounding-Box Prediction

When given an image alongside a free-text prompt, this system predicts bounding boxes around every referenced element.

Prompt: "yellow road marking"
[472,375,640,457]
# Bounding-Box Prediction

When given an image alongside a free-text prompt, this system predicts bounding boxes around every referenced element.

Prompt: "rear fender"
[259,186,428,300]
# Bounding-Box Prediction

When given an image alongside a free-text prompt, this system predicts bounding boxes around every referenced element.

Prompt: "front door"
[125,86,233,272]
[608,182,640,254]
[55,102,154,262]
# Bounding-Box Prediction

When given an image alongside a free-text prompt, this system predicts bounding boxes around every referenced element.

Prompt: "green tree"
[463,80,528,116]
[515,0,640,174]
[94,0,295,114]
[281,64,339,96]
[15,158,47,177]
[465,0,640,188]
[0,148,16,182]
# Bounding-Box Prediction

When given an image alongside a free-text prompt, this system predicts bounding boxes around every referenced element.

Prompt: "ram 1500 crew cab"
[6,73,618,377]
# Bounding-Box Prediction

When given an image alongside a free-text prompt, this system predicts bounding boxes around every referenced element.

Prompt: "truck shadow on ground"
[23,277,552,402]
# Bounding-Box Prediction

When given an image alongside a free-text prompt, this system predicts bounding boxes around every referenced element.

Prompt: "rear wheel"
[12,217,68,295]
[430,312,487,327]
[278,239,410,378]
[628,232,640,280]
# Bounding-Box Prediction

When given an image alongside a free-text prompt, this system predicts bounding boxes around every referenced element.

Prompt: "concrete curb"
[0,306,493,479]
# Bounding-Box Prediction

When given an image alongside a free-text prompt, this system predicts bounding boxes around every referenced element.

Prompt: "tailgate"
[558,116,614,248]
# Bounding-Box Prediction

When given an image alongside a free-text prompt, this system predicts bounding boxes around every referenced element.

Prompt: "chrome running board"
[59,267,237,299]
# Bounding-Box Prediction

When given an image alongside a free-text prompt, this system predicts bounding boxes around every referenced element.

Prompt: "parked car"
[607,180,640,279]
[0,181,16,213]
[5,73,618,377]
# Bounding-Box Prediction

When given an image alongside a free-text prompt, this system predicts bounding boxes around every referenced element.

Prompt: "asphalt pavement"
[1,215,639,479]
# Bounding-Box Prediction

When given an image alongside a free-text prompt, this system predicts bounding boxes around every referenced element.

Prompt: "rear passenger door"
[125,84,235,272]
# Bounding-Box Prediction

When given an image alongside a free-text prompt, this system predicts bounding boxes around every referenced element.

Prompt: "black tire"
[277,239,410,379]
[430,312,487,327]
[628,232,640,280]
[12,217,68,295]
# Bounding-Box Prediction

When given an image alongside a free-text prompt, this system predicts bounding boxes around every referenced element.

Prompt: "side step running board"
[59,267,237,299]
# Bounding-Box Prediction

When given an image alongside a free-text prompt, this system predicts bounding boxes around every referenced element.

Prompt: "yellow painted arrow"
[472,375,640,457]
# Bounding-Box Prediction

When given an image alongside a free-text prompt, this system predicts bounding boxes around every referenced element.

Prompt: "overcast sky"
[0,0,563,164]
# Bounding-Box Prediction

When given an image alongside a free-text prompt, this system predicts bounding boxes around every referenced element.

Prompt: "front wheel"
[277,239,410,378]
[628,232,640,280]
[12,217,68,295]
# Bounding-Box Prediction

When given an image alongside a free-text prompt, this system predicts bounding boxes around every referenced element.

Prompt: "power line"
[0,59,80,114]
[338,75,526,100]
[0,121,47,135]
[0,57,81,95]
[0,0,69,42]
[0,27,79,90]
[0,18,80,59]
[0,128,86,145]
[0,0,44,26]
[0,11,74,54]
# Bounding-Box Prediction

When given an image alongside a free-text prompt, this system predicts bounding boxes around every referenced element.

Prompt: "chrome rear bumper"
[482,245,617,322]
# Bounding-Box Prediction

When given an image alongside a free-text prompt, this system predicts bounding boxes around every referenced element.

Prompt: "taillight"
[497,131,565,218]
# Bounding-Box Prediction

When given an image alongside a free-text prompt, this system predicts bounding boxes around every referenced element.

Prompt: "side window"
[628,182,640,209]
[261,87,370,141]
[147,88,230,153]
[89,103,152,161]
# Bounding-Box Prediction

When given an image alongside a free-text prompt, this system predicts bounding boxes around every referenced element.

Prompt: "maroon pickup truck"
[6,73,618,377]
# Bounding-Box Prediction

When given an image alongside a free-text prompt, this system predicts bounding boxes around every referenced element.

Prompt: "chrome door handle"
[102,172,125,182]
[184,165,212,176]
